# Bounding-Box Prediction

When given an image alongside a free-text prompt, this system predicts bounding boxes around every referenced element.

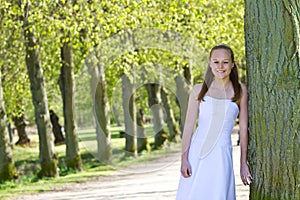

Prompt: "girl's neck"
[211,78,231,90]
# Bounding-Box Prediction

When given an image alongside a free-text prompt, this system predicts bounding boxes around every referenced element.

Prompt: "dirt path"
[11,132,249,200]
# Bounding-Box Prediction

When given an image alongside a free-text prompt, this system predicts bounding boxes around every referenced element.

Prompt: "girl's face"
[209,49,234,80]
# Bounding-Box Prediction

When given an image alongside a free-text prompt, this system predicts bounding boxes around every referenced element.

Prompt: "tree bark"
[136,108,150,152]
[122,74,138,157]
[161,87,180,142]
[245,1,300,199]
[174,74,191,133]
[59,40,82,171]
[145,83,168,149]
[183,63,193,86]
[13,114,30,146]
[23,2,58,178]
[0,70,17,182]
[49,110,65,145]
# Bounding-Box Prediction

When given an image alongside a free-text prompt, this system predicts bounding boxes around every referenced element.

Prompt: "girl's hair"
[197,44,242,102]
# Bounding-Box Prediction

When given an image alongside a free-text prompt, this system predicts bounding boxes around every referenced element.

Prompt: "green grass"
[0,124,181,199]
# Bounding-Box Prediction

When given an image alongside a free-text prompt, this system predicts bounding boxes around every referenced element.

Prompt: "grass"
[0,124,181,199]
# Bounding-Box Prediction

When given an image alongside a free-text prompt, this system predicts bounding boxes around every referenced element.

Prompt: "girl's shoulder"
[190,83,203,99]
[193,83,203,92]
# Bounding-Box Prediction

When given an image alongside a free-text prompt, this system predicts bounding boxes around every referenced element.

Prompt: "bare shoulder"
[193,83,203,92]
[190,83,203,99]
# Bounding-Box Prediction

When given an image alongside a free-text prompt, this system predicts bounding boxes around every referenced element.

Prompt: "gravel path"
[10,130,249,200]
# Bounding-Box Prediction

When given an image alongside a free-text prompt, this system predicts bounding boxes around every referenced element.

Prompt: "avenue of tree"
[0,0,299,199]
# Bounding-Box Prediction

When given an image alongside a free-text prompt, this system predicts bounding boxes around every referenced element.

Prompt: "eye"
[214,61,219,64]
[224,62,229,64]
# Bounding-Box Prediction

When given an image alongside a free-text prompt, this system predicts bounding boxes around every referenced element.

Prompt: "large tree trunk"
[23,2,58,178]
[161,87,180,142]
[0,70,17,182]
[245,1,300,199]
[88,63,112,163]
[145,83,168,149]
[122,74,138,157]
[59,40,82,171]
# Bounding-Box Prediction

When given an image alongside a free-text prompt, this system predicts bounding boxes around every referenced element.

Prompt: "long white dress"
[176,96,239,200]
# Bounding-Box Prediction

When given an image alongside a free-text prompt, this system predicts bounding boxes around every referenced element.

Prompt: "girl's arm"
[239,83,252,185]
[180,84,201,177]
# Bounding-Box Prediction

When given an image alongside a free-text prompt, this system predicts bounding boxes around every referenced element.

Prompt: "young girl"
[176,44,252,200]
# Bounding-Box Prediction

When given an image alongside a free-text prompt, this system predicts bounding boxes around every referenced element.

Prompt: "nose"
[217,62,224,68]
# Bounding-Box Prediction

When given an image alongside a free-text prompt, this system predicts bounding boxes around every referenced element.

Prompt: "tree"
[0,1,33,146]
[245,1,300,199]
[145,83,168,149]
[175,74,191,133]
[59,38,83,171]
[136,107,150,152]
[122,73,138,157]
[0,70,17,182]
[161,87,180,142]
[23,1,58,177]
[13,114,30,145]
[87,55,112,162]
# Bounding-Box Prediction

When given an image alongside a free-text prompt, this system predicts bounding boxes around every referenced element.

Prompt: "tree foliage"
[0,0,246,181]
[1,0,245,125]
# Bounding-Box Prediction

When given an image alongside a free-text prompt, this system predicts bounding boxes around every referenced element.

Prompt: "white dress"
[176,96,239,200]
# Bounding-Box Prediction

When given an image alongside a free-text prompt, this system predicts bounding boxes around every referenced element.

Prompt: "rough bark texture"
[88,61,112,163]
[161,87,180,142]
[245,1,300,199]
[145,83,168,149]
[122,74,137,157]
[0,71,17,182]
[59,41,82,171]
[23,2,58,178]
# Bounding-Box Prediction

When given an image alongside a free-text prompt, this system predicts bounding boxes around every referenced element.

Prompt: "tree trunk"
[0,70,17,182]
[23,2,58,178]
[122,74,138,157]
[136,108,150,152]
[13,114,30,146]
[183,63,193,86]
[145,83,168,149]
[174,74,191,133]
[49,110,65,145]
[88,62,112,163]
[245,1,300,199]
[161,87,180,142]
[112,104,122,126]
[59,40,82,171]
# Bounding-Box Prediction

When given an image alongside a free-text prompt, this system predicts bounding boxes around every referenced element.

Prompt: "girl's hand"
[180,159,192,178]
[240,163,252,185]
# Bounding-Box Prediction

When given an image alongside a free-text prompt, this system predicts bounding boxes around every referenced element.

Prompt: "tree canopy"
[0,0,245,124]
